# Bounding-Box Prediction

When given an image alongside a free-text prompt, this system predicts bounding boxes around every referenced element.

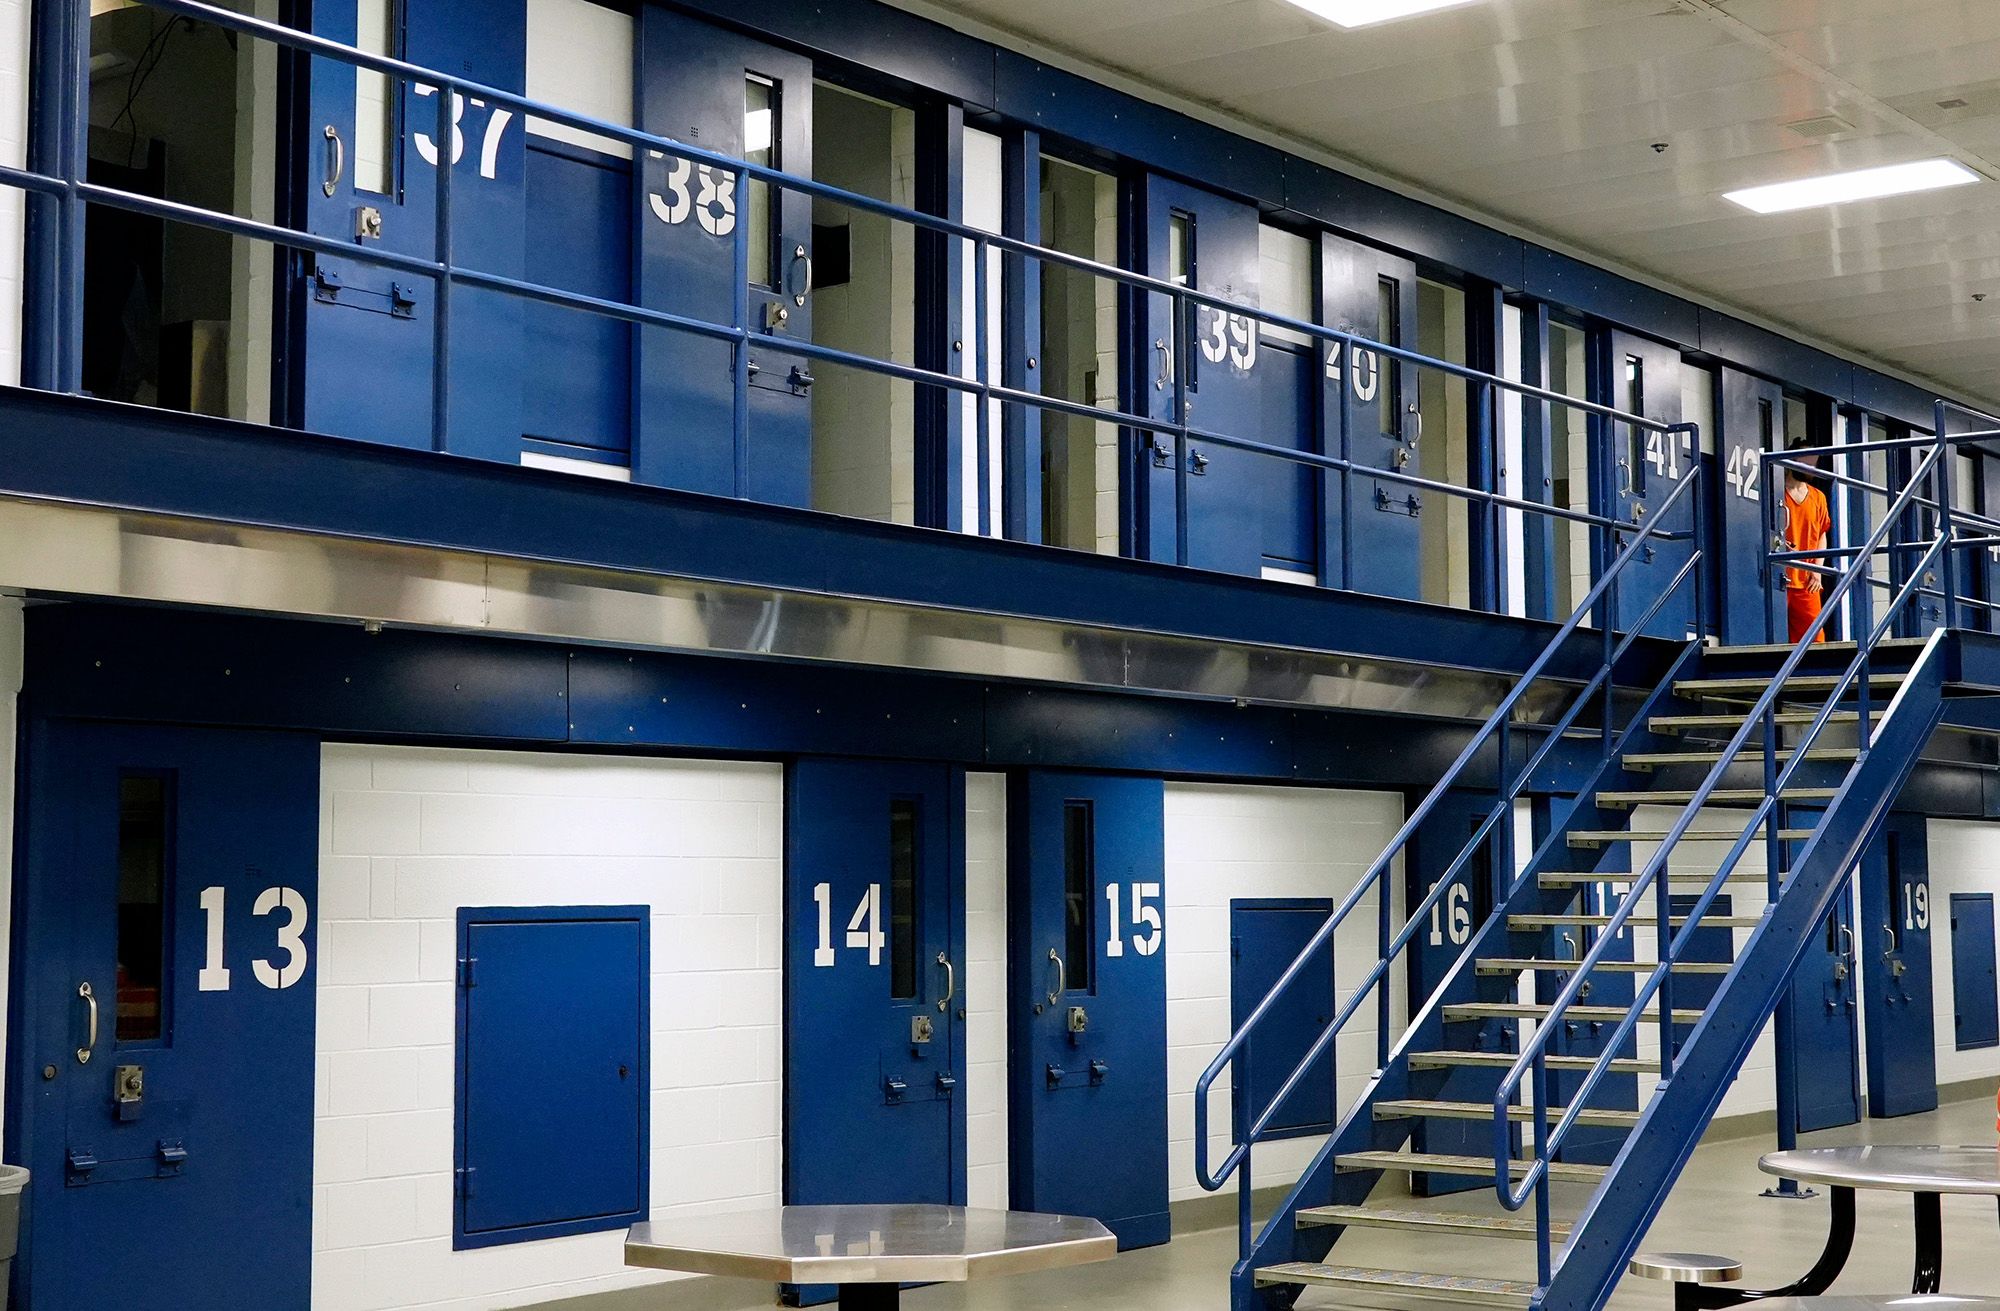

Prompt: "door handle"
[76,981,97,1065]
[1153,339,1171,392]
[789,244,812,308]
[1408,400,1422,447]
[1883,923,1899,958]
[1837,924,1855,962]
[1617,458,1633,497]
[936,951,954,1014]
[322,124,345,198]
[1046,946,1066,1006]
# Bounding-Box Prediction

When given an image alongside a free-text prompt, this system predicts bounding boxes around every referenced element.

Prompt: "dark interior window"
[117,774,171,1043]
[889,799,919,999]
[1063,801,1095,993]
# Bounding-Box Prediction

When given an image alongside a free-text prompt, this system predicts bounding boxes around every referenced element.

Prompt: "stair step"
[1598,787,1837,808]
[1625,746,1859,770]
[1410,1049,1657,1075]
[1444,1000,1705,1025]
[1335,1149,1606,1183]
[1708,638,1924,658]
[1674,673,1904,699]
[1651,710,1861,734]
[1509,912,1762,931]
[1254,1262,1535,1307]
[1294,1205,1569,1242]
[1537,869,1766,888]
[1476,956,1731,976]
[1377,1099,1640,1128]
[1570,828,1812,847]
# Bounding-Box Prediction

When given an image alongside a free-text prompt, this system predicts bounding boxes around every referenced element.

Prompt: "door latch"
[156,1140,187,1175]
[910,1014,934,1045]
[115,1064,145,1122]
[1045,1063,1065,1088]
[934,1072,956,1097]
[1089,1059,1109,1085]
[883,1076,907,1105]
[1067,1006,1089,1035]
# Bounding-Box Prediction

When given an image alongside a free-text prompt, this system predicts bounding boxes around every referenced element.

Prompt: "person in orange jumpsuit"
[1784,458,1833,644]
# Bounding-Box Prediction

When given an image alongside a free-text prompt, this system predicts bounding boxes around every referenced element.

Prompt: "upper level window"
[355,0,400,196]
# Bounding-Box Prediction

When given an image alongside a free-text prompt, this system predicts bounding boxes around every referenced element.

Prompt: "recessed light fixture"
[1723,158,1981,214]
[1279,0,1482,29]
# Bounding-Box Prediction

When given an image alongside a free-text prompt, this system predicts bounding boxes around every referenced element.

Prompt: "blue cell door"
[1323,234,1420,599]
[1134,176,1264,575]
[635,9,814,502]
[1553,871,1637,1167]
[786,760,963,1211]
[299,0,527,458]
[1950,894,1999,1051]
[1788,892,1862,1133]
[1007,772,1168,1249]
[1594,329,1691,637]
[1716,368,1785,644]
[11,722,320,1311]
[1863,816,1937,1116]
[1408,790,1499,1196]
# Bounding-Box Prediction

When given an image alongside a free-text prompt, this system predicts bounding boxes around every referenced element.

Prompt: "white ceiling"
[914,0,2000,406]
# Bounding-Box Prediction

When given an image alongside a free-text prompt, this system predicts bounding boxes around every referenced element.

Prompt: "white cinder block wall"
[314,746,784,1311]
[0,596,21,1142]
[0,0,31,386]
[1926,821,2000,1087]
[963,773,1009,1210]
[1166,782,1404,1204]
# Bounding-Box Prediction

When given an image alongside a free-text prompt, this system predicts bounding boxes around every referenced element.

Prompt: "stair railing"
[1494,435,1949,1292]
[1193,446,1705,1256]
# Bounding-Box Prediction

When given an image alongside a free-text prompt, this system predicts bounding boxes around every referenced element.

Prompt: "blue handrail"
[12,0,1694,581]
[1494,429,1963,1293]
[1192,453,1707,1211]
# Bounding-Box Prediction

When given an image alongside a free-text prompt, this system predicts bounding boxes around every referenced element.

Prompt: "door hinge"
[457,956,476,989]
[454,1165,476,1197]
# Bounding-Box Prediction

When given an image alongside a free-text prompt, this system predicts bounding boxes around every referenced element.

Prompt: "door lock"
[353,205,384,242]
[1067,1006,1089,1035]
[910,1014,934,1045]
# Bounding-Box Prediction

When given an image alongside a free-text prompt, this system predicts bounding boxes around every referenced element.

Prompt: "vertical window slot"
[1063,802,1095,994]
[1625,354,1645,493]
[745,74,779,290]
[1170,211,1196,392]
[888,799,919,999]
[1376,275,1402,438]
[117,774,172,1044]
[354,0,401,196]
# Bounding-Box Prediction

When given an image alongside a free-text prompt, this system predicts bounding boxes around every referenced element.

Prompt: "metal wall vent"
[1783,113,1855,140]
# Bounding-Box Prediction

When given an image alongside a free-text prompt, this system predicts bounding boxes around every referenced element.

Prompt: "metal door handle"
[789,244,812,308]
[1408,400,1422,446]
[1883,923,1899,958]
[322,124,345,198]
[936,951,954,1013]
[1154,339,1171,392]
[1837,924,1855,961]
[1617,458,1633,497]
[1047,947,1065,1005]
[77,981,97,1065]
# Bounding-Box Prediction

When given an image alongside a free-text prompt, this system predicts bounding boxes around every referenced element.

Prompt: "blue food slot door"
[1950,894,1999,1052]
[1716,368,1786,643]
[1323,234,1420,599]
[786,761,963,1215]
[1134,176,1264,575]
[13,723,319,1310]
[299,0,526,457]
[1594,328,1690,637]
[1007,773,1168,1248]
[636,9,814,503]
[1408,790,1498,1195]
[1229,900,1334,1147]
[1863,815,1937,1116]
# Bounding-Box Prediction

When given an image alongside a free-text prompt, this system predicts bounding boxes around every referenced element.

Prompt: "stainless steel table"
[1736,1147,2000,1302]
[624,1204,1117,1309]
[1750,1299,2000,1311]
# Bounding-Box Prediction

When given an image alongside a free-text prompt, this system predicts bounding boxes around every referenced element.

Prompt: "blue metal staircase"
[1196,415,1979,1310]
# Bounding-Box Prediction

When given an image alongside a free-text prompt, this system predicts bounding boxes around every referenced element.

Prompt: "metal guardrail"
[1190,453,1708,1256]
[10,0,1688,592]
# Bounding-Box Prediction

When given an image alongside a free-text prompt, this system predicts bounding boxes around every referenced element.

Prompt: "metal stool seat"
[1748,1300,2000,1310]
[1630,1253,1744,1310]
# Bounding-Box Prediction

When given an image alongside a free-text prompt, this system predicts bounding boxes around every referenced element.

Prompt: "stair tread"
[1570,828,1813,844]
[1410,1050,1657,1075]
[1445,1000,1705,1024]
[1295,1206,1570,1241]
[1626,747,1859,767]
[1336,1150,1606,1182]
[1708,638,1924,658]
[1508,912,1762,929]
[1537,869,1765,886]
[1377,1098,1639,1127]
[1254,1262,1536,1305]
[1651,710,1861,732]
[1675,673,1904,697]
[1598,787,1837,806]
[1476,956,1731,975]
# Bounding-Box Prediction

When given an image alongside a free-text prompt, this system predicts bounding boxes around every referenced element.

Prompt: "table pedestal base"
[1687,1186,1855,1308]
[838,1285,899,1309]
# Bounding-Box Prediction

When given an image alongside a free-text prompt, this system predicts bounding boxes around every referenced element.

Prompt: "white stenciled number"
[1197,310,1259,372]
[253,887,310,989]
[197,885,310,991]
[1103,882,1165,957]
[198,885,232,993]
[1327,342,1381,403]
[1726,445,1760,501]
[1646,430,1681,479]
[812,883,884,967]
[649,154,737,236]
[413,86,510,181]
[1428,882,1472,947]
[1905,882,1931,932]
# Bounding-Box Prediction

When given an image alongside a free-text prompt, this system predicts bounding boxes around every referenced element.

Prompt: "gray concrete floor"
[544,1094,1998,1310]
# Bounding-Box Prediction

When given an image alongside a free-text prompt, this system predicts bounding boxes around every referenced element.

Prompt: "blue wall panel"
[523,141,633,458]
[1951,893,1999,1051]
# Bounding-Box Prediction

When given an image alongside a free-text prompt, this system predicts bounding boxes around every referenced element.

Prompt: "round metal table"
[1741,1147,2000,1302]
[624,1203,1117,1308]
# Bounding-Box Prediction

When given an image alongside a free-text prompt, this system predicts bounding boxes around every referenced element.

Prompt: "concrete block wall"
[313,745,783,1311]
[1925,820,2000,1089]
[964,772,1009,1209]
[1164,782,1404,1204]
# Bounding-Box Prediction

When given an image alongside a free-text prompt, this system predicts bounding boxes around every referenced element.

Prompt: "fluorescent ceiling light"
[1279,0,1482,29]
[1723,158,1980,214]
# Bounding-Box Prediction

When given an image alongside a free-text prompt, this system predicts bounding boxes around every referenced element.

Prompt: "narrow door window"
[117,774,173,1043]
[1063,802,1095,994]
[1624,354,1646,495]
[889,799,920,999]
[355,0,401,196]
[745,74,778,289]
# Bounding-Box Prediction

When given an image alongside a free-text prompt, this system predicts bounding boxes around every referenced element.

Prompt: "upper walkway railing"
[7,0,1684,610]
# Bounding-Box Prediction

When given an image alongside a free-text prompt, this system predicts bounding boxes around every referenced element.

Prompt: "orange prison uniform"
[1785,483,1832,645]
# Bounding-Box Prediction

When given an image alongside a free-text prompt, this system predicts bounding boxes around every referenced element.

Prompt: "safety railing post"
[973,234,991,535]
[1172,291,1190,567]
[732,167,752,497]
[1530,1053,1552,1290]
[57,0,89,394]
[1936,404,1961,630]
[1477,377,1498,612]
[1377,878,1392,1069]
[1656,852,1675,1076]
[430,80,456,453]
[1494,716,1513,905]
[1236,1033,1253,1261]
[1690,455,1709,642]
